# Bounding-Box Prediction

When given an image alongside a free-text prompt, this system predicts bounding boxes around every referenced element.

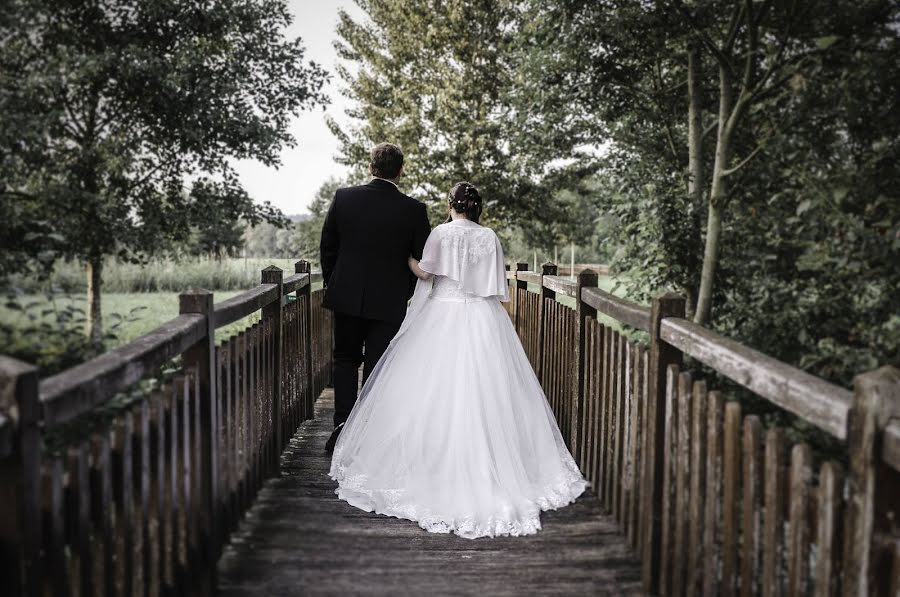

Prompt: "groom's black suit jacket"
[320,178,431,324]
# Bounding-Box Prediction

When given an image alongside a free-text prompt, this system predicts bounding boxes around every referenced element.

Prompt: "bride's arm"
[408,256,432,281]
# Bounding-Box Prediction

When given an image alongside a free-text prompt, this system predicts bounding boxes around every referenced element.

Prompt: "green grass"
[0,290,276,349]
[6,257,310,294]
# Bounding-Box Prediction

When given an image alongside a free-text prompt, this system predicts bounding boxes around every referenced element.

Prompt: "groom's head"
[369,143,404,182]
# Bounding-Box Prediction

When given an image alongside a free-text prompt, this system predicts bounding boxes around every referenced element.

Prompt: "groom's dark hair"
[369,143,404,179]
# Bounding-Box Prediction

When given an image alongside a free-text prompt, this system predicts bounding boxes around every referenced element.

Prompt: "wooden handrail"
[517,271,542,285]
[214,268,320,327]
[33,267,323,430]
[511,267,651,331]
[212,283,279,329]
[659,317,853,439]
[542,275,577,297]
[580,286,651,332]
[510,266,894,466]
[39,313,206,427]
[282,272,310,294]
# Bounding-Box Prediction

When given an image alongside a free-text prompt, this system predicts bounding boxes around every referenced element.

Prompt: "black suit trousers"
[332,312,401,427]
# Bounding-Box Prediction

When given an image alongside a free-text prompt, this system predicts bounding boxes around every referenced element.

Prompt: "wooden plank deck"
[217,390,644,596]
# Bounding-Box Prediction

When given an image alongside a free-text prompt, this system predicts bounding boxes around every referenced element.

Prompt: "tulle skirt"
[328,295,587,539]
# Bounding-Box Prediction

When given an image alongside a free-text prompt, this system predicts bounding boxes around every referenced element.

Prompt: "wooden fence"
[0,261,333,597]
[507,262,900,597]
[2,256,896,596]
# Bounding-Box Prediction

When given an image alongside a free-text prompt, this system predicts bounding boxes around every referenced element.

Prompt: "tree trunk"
[694,63,733,325]
[687,44,704,204]
[696,200,723,324]
[86,256,103,346]
[685,44,704,322]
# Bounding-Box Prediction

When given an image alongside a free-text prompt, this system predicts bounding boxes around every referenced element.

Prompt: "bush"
[0,289,144,376]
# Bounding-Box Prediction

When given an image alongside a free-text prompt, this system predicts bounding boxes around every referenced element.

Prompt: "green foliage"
[0,289,142,376]
[0,288,296,375]
[329,0,596,237]
[521,0,900,389]
[181,179,290,259]
[242,175,351,262]
[0,0,327,339]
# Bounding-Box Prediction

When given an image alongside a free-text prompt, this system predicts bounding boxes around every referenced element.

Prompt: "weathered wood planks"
[659,317,852,439]
[217,392,644,596]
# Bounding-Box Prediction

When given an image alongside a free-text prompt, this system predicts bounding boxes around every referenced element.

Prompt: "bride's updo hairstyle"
[447,181,483,224]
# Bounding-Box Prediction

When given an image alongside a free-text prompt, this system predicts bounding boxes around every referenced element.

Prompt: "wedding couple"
[319,143,586,539]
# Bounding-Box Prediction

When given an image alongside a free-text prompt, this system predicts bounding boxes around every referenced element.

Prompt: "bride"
[328,182,586,539]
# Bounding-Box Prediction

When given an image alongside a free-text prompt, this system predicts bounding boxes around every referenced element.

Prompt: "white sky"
[231,0,365,217]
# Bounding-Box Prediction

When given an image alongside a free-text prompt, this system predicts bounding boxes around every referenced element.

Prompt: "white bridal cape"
[329,219,587,539]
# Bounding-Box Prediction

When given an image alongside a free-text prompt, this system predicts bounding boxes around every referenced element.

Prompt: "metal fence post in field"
[0,357,41,596]
[640,292,685,595]
[178,288,218,586]
[261,266,284,475]
[843,365,900,597]
[571,269,598,464]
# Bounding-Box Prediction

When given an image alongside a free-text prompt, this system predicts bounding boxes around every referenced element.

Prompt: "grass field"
[6,257,311,294]
[0,291,264,348]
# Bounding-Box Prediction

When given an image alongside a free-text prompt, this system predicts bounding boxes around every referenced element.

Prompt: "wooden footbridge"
[1,261,898,596]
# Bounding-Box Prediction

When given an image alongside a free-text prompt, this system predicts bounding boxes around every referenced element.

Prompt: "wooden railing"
[507,262,900,597]
[0,260,333,597]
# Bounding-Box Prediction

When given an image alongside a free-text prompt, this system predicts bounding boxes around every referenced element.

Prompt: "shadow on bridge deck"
[217,390,644,596]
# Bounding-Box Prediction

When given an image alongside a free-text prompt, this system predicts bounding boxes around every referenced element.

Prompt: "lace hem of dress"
[329,451,587,540]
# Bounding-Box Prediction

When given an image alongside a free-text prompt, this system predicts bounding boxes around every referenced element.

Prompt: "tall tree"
[330,0,595,233]
[517,0,706,304]
[670,0,853,324]
[523,0,900,384]
[0,0,327,344]
[186,177,288,259]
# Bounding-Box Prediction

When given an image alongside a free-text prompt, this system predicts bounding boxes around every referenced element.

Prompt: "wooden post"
[261,266,284,470]
[179,289,219,580]
[640,292,686,594]
[504,264,511,317]
[296,261,314,421]
[0,356,42,596]
[844,365,900,597]
[571,269,599,462]
[536,262,557,381]
[513,262,528,334]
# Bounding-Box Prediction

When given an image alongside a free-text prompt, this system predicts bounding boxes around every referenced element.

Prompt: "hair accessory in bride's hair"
[448,181,484,223]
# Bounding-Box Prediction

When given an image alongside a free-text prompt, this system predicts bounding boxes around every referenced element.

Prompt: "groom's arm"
[319,194,340,286]
[407,202,430,299]
[411,202,430,259]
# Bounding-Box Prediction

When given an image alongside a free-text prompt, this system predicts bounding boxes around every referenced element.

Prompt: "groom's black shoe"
[325,423,344,455]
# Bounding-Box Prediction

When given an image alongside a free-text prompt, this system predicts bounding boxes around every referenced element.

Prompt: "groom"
[319,142,431,454]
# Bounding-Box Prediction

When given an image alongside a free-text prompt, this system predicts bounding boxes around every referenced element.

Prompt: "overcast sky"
[231,0,365,217]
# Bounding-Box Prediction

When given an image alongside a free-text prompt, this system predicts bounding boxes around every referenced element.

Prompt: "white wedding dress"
[329,218,587,539]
